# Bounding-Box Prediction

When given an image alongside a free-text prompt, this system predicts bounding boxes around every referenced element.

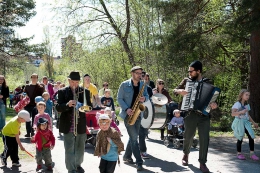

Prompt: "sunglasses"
[103,84,108,87]
[188,70,196,73]
[159,82,164,85]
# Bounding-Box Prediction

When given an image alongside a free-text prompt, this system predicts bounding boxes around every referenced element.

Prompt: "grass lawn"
[0,107,35,160]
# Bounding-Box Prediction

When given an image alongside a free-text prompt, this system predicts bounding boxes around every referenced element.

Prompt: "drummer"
[153,79,172,140]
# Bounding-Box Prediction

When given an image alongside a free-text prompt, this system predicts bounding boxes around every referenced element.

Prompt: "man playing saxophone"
[117,66,149,171]
[56,71,92,173]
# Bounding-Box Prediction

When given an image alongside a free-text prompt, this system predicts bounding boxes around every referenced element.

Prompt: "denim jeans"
[124,116,143,165]
[63,132,86,173]
[0,103,6,130]
[36,148,52,166]
[139,125,148,153]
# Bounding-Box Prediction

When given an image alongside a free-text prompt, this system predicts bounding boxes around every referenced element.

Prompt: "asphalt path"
[1,120,260,173]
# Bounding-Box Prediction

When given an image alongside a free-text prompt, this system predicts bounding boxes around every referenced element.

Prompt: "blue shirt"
[101,140,118,161]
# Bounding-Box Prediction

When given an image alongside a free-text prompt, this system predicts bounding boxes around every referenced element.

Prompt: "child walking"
[231,89,259,160]
[9,91,14,108]
[33,101,52,132]
[31,117,55,171]
[42,92,53,118]
[94,114,124,173]
[0,110,30,166]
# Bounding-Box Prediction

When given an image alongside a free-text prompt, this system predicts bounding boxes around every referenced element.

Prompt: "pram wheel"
[173,138,180,148]
[192,138,198,148]
[164,136,170,147]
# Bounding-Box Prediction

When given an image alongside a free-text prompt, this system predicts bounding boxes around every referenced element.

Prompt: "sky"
[15,0,61,56]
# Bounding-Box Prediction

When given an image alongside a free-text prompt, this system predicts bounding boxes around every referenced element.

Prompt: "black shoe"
[0,155,7,166]
[123,158,135,164]
[136,164,143,171]
[24,134,30,138]
[77,166,85,173]
[12,161,21,166]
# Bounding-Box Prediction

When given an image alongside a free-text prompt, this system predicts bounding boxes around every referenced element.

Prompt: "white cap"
[104,107,111,111]
[99,114,110,120]
[173,109,180,113]
[18,110,30,122]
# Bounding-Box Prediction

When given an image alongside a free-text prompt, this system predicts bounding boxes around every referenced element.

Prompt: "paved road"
[1,120,260,173]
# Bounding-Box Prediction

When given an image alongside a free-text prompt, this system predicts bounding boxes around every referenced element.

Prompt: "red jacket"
[31,129,55,151]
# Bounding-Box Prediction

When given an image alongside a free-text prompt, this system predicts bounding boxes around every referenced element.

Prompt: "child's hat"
[99,114,110,120]
[37,117,48,126]
[35,96,44,103]
[104,107,111,111]
[173,109,180,113]
[18,110,30,122]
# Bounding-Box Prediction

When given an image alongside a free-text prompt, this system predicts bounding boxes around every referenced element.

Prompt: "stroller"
[163,112,198,149]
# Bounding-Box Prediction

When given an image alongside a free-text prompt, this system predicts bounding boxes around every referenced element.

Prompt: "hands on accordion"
[181,79,220,116]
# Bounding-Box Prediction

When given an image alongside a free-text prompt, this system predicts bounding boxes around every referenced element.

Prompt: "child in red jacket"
[31,117,55,171]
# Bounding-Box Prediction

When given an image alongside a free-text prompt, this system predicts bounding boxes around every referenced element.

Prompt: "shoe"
[237,154,246,160]
[36,164,42,170]
[250,154,259,161]
[77,166,85,173]
[200,163,209,173]
[123,157,135,164]
[24,134,30,138]
[12,161,21,166]
[136,164,143,171]
[182,154,188,166]
[0,155,7,166]
[31,132,35,136]
[161,136,164,140]
[47,165,53,171]
[141,152,149,159]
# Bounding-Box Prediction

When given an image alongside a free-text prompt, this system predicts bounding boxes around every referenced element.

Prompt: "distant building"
[61,35,82,58]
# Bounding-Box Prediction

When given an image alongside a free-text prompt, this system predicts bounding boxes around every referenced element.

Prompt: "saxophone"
[127,81,146,125]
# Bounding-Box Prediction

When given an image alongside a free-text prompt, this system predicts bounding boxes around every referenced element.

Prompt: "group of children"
[1,89,260,172]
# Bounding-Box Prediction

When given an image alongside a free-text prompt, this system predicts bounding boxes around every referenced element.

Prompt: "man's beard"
[189,74,199,81]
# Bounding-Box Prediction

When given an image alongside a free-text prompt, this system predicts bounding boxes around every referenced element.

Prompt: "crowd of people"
[0,60,259,173]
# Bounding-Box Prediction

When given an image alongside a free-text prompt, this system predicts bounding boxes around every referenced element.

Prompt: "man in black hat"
[117,66,149,171]
[56,71,92,173]
[173,60,218,173]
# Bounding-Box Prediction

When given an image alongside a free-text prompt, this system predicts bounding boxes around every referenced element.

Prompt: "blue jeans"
[0,103,6,130]
[124,116,143,165]
[63,132,86,173]
[139,125,148,153]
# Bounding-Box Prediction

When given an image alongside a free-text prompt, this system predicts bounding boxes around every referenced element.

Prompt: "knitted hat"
[18,110,30,122]
[189,60,202,72]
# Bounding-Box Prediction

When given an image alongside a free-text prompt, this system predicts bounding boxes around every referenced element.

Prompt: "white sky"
[15,0,62,56]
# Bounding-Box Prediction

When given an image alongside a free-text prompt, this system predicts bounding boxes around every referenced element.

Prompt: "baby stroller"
[163,113,198,149]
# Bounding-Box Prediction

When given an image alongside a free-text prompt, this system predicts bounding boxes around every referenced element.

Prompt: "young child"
[33,102,52,132]
[231,89,259,160]
[9,91,14,108]
[94,114,124,173]
[104,107,122,136]
[42,92,53,118]
[169,109,184,134]
[30,96,45,136]
[101,89,115,111]
[31,117,55,171]
[0,110,30,167]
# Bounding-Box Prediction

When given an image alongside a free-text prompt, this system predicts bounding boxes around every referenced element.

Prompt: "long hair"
[156,78,164,89]
[237,89,249,105]
[0,75,7,88]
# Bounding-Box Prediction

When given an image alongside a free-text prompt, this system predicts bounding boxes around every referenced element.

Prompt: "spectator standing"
[0,75,9,131]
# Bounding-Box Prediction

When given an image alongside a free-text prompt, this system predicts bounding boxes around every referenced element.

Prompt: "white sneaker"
[141,152,149,159]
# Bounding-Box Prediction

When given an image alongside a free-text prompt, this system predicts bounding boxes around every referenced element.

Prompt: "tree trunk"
[249,29,260,122]
[121,39,135,66]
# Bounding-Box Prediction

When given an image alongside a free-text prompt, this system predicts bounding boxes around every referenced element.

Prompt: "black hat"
[83,74,91,78]
[68,71,80,81]
[37,117,48,127]
[131,66,143,72]
[189,60,202,72]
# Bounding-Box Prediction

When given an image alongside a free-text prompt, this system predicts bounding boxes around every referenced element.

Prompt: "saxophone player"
[56,71,92,173]
[117,66,149,171]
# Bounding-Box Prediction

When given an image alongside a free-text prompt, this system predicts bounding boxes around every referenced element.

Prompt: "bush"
[219,115,233,132]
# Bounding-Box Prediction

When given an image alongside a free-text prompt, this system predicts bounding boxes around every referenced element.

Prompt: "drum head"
[141,100,154,128]
[150,104,168,129]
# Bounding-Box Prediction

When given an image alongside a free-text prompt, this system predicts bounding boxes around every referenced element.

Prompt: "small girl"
[31,117,55,171]
[101,89,115,111]
[231,89,259,160]
[104,107,122,136]
[42,92,53,118]
[94,114,124,173]
[33,102,52,132]
[169,109,184,134]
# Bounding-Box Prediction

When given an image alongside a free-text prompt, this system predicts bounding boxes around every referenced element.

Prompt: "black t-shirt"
[130,81,140,108]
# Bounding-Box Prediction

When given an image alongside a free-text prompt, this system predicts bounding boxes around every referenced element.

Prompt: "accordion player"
[180,78,221,116]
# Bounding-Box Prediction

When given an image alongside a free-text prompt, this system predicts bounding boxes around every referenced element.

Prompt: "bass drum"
[150,104,168,129]
[141,99,154,128]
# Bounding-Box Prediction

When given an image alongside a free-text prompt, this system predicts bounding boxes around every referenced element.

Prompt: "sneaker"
[0,155,7,166]
[12,161,21,166]
[250,154,259,161]
[123,157,135,164]
[36,164,42,170]
[77,166,85,173]
[237,154,246,160]
[47,165,53,171]
[200,163,209,173]
[136,164,143,171]
[182,154,189,166]
[141,152,149,159]
[24,134,30,138]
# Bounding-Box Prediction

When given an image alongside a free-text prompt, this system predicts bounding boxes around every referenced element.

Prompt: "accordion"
[181,79,220,116]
